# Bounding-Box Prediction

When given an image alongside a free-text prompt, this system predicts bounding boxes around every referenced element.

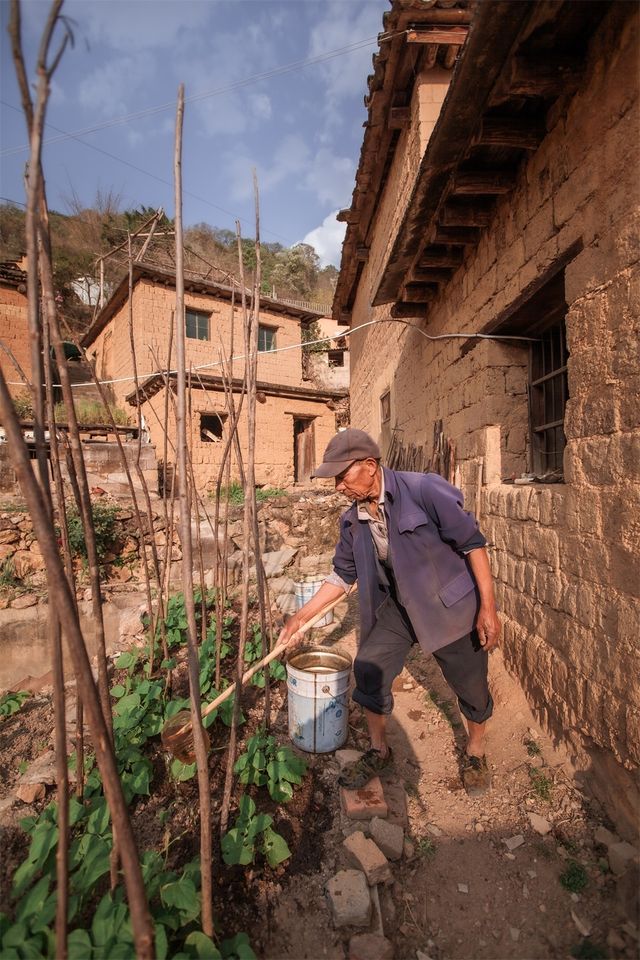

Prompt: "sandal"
[338,747,394,789]
[462,754,491,797]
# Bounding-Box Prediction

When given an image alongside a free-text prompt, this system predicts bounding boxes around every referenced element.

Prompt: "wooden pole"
[173,82,214,937]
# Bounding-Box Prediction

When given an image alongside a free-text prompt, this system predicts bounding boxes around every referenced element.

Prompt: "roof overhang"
[125,371,348,407]
[334,0,614,321]
[81,261,327,348]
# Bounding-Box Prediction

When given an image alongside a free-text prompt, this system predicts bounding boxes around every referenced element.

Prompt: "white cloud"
[308,1,387,112]
[249,93,272,121]
[78,53,155,118]
[68,0,212,54]
[303,211,346,267]
[303,148,354,207]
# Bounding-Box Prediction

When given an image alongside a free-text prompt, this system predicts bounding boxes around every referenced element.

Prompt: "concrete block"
[326,869,371,928]
[528,813,552,836]
[341,778,389,821]
[370,817,404,861]
[343,831,392,886]
[336,749,364,771]
[349,934,394,960]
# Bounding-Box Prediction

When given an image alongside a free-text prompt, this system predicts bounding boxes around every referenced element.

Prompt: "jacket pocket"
[438,570,475,607]
[397,511,429,534]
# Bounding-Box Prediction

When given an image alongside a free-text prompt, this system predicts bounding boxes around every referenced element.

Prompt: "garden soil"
[1,597,638,960]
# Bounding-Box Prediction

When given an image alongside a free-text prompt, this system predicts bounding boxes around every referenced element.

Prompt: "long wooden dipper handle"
[199,586,355,722]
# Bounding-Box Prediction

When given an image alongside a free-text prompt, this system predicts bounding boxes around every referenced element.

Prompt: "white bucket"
[294,576,333,626]
[286,647,352,754]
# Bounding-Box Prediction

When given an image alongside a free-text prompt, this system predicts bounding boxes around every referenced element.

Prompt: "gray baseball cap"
[312,428,381,478]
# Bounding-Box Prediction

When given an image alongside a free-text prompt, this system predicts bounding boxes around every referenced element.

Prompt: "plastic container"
[294,575,333,626]
[286,647,352,754]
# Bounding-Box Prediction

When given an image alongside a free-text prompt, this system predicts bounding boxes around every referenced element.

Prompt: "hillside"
[0,201,337,338]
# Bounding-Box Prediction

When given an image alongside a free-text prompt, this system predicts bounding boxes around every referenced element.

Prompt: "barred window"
[529,321,568,475]
[380,390,391,424]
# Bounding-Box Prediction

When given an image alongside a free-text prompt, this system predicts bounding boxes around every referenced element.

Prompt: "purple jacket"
[332,468,484,653]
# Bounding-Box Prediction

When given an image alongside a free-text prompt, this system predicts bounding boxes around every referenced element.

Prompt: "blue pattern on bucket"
[294,578,334,627]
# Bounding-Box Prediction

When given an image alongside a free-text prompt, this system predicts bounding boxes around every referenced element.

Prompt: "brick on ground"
[370,816,404,861]
[335,748,363,770]
[382,780,408,829]
[349,933,394,960]
[343,831,392,886]
[326,869,372,928]
[341,778,389,820]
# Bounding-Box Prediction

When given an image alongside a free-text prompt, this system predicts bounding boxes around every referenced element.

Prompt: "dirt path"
[262,607,638,960]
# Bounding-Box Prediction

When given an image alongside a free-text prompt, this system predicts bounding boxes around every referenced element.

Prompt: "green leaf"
[220,933,256,960]
[114,651,136,670]
[73,835,111,892]
[2,922,28,948]
[67,928,93,960]
[184,931,222,959]
[30,821,59,871]
[91,892,127,947]
[110,684,126,699]
[268,779,293,803]
[245,813,272,841]
[170,759,196,782]
[86,798,110,835]
[154,923,169,960]
[160,878,200,923]
[165,698,190,720]
[261,828,291,868]
[161,658,176,670]
[14,936,45,959]
[237,795,256,821]
[267,759,304,785]
[16,876,50,923]
[221,829,254,867]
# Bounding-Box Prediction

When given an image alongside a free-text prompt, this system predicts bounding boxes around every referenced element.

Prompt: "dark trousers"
[353,591,493,722]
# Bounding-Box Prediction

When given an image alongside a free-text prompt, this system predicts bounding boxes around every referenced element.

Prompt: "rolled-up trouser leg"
[431,630,493,724]
[353,594,415,715]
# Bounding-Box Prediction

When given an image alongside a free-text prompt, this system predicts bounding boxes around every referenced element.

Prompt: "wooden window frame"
[185,308,210,341]
[258,324,277,353]
[380,390,391,424]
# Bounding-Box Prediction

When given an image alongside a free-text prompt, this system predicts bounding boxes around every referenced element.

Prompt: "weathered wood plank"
[433,225,481,245]
[440,201,495,227]
[407,26,468,46]
[474,117,545,150]
[451,170,515,195]
[391,301,428,318]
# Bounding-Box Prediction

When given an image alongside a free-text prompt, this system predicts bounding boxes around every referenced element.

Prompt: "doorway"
[293,418,315,483]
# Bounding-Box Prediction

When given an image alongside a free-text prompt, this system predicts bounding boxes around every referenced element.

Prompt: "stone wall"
[347,8,640,836]
[0,283,30,399]
[89,279,338,490]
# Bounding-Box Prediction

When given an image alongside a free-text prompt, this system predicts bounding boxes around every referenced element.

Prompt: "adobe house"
[81,263,347,491]
[0,259,30,398]
[334,0,639,836]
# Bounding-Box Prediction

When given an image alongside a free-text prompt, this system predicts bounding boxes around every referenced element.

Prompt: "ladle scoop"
[160,588,353,762]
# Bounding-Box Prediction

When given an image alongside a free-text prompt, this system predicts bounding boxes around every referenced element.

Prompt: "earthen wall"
[0,285,30,399]
[347,8,640,835]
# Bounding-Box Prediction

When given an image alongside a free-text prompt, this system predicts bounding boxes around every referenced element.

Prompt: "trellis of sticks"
[1,3,277,954]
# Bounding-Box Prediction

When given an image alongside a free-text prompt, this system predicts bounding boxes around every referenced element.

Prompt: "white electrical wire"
[4,315,537,391]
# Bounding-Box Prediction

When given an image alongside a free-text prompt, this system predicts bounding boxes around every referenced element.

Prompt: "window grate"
[529,322,568,474]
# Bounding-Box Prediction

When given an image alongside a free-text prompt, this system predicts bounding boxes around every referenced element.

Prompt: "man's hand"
[476,603,501,651]
[278,613,306,649]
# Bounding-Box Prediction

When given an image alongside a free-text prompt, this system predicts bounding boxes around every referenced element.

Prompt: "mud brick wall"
[348,8,639,835]
[0,284,30,398]
[90,280,337,491]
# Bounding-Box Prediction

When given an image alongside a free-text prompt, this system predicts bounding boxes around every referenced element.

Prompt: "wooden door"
[294,418,315,483]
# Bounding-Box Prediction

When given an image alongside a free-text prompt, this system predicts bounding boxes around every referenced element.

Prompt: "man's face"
[334,459,378,500]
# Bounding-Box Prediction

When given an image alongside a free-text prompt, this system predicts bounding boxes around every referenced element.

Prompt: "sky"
[0,0,388,267]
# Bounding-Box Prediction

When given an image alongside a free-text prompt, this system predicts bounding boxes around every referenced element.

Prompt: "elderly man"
[279,428,500,796]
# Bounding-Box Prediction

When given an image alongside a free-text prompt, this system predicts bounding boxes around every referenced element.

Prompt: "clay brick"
[326,870,371,928]
[340,778,389,821]
[343,831,392,886]
[370,816,404,861]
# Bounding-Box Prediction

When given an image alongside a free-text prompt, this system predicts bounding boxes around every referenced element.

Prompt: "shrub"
[12,390,33,420]
[64,502,120,561]
[54,399,129,426]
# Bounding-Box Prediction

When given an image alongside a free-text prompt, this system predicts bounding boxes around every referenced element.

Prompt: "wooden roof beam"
[451,170,515,195]
[407,267,453,284]
[474,117,545,150]
[433,225,481,246]
[440,201,495,227]
[391,301,428,319]
[404,10,472,26]
[418,248,464,269]
[336,209,359,224]
[506,55,582,99]
[389,106,410,129]
[402,284,437,303]
[406,26,468,46]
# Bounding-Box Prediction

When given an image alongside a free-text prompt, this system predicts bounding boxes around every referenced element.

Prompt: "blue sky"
[0,0,387,266]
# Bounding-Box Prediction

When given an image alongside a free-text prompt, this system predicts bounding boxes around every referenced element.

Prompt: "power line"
[1,31,404,159]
